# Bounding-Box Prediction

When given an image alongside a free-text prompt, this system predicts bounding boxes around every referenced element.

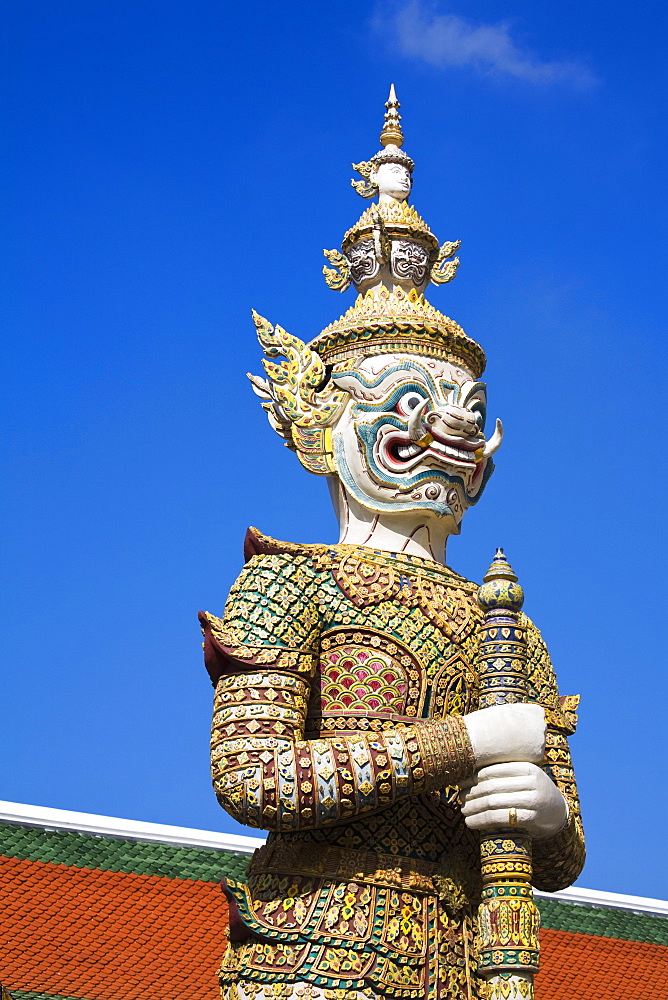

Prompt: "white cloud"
[377,2,597,87]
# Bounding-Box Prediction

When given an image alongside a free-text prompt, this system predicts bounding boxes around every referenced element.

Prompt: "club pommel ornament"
[477,550,528,711]
[478,547,524,614]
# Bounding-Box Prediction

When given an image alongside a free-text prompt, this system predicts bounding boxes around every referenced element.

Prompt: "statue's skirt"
[218,840,482,1000]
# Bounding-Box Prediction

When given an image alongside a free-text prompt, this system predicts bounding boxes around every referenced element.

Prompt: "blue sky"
[2,1,666,898]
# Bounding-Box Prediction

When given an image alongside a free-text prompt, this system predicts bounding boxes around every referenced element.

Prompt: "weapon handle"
[476,549,540,1000]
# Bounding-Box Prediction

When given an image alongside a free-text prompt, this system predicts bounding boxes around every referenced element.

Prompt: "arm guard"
[210,667,474,830]
[524,618,586,891]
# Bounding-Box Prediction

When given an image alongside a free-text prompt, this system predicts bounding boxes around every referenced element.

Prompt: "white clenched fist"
[460,762,568,839]
[463,703,546,768]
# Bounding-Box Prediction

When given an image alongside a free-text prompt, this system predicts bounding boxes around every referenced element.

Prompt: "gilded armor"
[200,532,584,1000]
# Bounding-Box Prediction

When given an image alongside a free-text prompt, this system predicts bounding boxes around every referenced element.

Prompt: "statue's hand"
[459,761,568,838]
[463,703,546,768]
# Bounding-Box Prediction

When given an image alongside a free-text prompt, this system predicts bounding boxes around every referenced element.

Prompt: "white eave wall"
[1,799,665,918]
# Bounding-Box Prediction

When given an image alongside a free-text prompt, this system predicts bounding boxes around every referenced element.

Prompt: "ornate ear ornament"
[351,160,378,199]
[430,240,461,285]
[248,311,348,476]
[322,249,351,291]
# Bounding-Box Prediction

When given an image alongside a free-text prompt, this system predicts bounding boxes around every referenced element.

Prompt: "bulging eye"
[473,410,485,434]
[396,391,426,417]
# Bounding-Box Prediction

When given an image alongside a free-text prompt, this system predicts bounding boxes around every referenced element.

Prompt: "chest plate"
[305,625,479,737]
[323,549,483,645]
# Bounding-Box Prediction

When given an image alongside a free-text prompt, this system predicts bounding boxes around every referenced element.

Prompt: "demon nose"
[425,405,479,440]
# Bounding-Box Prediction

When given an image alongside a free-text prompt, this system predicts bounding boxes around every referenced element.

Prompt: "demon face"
[330,353,502,524]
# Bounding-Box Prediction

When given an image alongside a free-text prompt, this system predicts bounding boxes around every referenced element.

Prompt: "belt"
[248,840,476,909]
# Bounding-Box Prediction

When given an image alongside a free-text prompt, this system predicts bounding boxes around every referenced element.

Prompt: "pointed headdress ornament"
[352,84,415,199]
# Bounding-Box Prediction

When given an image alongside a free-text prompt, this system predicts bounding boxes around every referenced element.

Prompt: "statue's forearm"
[210,670,475,831]
[517,621,586,890]
[532,728,586,891]
[532,810,586,891]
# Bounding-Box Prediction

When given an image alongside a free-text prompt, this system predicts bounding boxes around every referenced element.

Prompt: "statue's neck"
[328,482,453,565]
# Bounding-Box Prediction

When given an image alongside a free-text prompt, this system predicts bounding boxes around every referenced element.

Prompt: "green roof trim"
[0,821,249,883]
[11,991,92,1000]
[1,820,666,947]
[537,896,668,946]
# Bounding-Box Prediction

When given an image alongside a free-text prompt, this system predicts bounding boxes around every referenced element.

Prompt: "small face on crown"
[330,353,499,526]
[370,160,413,202]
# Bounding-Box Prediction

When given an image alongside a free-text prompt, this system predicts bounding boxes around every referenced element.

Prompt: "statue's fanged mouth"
[382,430,480,472]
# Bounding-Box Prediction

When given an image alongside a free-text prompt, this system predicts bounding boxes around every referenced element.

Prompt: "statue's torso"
[210,534,580,1000]
[288,544,483,866]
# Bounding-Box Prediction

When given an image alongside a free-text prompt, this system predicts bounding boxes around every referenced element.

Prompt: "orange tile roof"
[0,856,227,1000]
[538,928,668,999]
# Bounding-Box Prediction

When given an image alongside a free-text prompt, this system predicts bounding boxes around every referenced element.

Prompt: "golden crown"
[309,286,486,376]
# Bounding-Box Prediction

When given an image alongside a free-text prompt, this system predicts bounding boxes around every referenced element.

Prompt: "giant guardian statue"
[199,87,585,1000]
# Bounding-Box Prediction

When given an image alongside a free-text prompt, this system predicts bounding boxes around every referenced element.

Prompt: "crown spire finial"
[379,83,404,149]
